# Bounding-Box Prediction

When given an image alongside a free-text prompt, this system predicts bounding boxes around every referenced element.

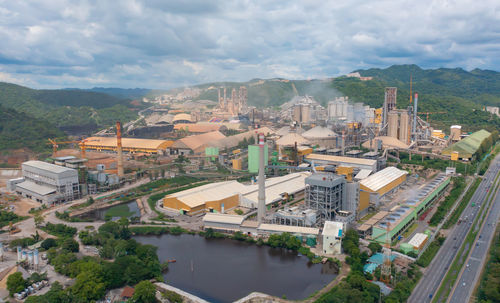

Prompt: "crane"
[418,112,446,123]
[47,138,98,158]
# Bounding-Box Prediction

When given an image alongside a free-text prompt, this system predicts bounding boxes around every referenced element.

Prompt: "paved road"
[408,154,500,303]
[448,161,500,303]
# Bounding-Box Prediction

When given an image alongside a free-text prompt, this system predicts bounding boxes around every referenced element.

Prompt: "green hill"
[0,104,65,152]
[0,82,140,134]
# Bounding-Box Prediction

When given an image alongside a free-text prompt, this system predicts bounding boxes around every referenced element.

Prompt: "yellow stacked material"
[451,151,459,161]
[297,146,313,156]
[432,130,445,139]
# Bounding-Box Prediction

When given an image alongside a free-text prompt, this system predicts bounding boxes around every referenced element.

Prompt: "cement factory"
[2,81,497,302]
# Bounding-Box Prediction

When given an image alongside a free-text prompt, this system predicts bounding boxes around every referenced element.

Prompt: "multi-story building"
[11,161,80,204]
[305,173,346,222]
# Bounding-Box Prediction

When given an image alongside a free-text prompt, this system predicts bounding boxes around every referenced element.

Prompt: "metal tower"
[380,222,392,284]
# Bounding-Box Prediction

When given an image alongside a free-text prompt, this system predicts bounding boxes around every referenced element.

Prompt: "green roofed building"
[442,129,491,160]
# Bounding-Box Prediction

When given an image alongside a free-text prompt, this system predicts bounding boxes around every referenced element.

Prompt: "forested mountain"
[65,87,152,100]
[0,104,65,152]
[0,82,141,134]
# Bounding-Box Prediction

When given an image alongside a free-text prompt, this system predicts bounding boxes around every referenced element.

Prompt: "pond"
[95,201,141,221]
[134,234,337,303]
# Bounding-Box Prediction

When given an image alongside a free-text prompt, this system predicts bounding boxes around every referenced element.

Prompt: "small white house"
[322,221,344,255]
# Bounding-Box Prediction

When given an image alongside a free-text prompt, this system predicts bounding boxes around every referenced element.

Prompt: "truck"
[471,202,476,207]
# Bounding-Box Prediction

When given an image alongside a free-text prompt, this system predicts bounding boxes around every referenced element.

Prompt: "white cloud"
[0,0,498,88]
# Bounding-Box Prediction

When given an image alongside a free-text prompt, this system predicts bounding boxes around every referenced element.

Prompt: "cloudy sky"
[0,0,499,89]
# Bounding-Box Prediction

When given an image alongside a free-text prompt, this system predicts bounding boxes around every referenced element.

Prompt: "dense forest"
[0,82,141,134]
[0,105,66,152]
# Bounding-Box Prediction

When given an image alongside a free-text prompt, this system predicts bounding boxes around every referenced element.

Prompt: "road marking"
[469,256,481,262]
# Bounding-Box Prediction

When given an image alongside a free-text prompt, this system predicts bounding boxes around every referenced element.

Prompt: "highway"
[408,154,500,303]
[448,160,500,302]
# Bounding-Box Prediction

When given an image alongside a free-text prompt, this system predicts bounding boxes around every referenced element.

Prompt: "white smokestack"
[257,133,266,224]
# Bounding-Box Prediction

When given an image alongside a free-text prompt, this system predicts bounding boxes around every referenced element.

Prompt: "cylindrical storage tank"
[97,173,107,183]
[34,249,39,265]
[96,164,105,171]
[27,251,33,264]
[17,246,22,261]
[21,250,27,261]
[306,235,317,247]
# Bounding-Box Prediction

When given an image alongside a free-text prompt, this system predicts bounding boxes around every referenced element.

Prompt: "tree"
[368,242,382,255]
[7,272,26,296]
[41,238,58,250]
[62,238,79,253]
[132,280,157,303]
[71,271,106,302]
[34,213,44,227]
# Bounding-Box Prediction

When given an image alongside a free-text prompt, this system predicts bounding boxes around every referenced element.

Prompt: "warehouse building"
[240,172,311,208]
[442,129,491,160]
[202,213,245,232]
[306,154,377,172]
[358,167,408,216]
[322,221,344,255]
[163,172,310,215]
[12,161,79,204]
[257,224,319,236]
[163,180,247,214]
[84,137,174,154]
[368,175,450,243]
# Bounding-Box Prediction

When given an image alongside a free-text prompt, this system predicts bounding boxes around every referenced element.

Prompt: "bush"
[62,238,79,252]
[42,223,77,238]
[162,290,183,303]
[41,238,58,250]
[7,272,26,296]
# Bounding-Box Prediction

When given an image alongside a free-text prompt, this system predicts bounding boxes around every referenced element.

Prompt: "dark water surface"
[134,234,337,303]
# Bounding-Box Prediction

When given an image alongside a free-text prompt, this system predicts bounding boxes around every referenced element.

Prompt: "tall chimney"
[413,93,418,141]
[257,133,266,224]
[116,121,124,177]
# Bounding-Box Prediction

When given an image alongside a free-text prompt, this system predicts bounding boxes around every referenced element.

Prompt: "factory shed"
[362,136,409,150]
[276,133,310,147]
[240,172,311,208]
[163,180,247,214]
[442,129,491,159]
[85,137,174,154]
[257,224,319,236]
[196,121,246,130]
[202,213,245,232]
[172,113,192,124]
[171,131,226,154]
[359,167,407,212]
[306,154,377,172]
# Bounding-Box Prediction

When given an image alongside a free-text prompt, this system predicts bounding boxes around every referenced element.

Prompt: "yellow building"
[84,137,174,154]
[358,166,408,213]
[162,181,247,214]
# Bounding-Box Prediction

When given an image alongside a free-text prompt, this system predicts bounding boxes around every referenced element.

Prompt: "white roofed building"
[359,166,408,213]
[322,221,344,255]
[11,160,80,204]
